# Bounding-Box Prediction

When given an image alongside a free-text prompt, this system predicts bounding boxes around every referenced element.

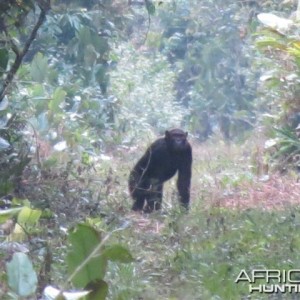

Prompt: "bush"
[110,44,188,144]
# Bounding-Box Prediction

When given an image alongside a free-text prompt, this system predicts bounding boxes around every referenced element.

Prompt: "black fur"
[129,129,192,212]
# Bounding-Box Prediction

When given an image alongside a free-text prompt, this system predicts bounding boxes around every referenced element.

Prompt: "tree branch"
[0,0,51,102]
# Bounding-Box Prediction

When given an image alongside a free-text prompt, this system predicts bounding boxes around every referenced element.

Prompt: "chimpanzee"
[129,129,192,213]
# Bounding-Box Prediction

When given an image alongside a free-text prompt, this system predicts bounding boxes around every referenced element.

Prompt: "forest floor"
[8,135,300,299]
[111,137,300,299]
[191,137,300,210]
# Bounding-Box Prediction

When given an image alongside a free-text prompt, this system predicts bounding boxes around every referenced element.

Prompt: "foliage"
[266,127,300,170]
[161,207,300,298]
[1,1,300,299]
[1,206,134,300]
[66,224,133,299]
[102,197,300,299]
[256,14,300,120]
[0,115,31,197]
[110,44,187,143]
[6,252,38,298]
[255,11,300,169]
[2,138,300,299]
[152,0,259,140]
[0,0,50,101]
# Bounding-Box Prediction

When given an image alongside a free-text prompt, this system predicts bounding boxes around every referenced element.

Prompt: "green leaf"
[17,206,41,226]
[0,207,22,223]
[145,0,155,15]
[0,180,14,197]
[256,38,287,50]
[30,52,48,82]
[86,280,108,300]
[77,26,92,47]
[30,83,45,97]
[102,244,134,263]
[288,44,300,58]
[0,48,9,75]
[6,253,38,297]
[67,224,107,288]
[48,88,66,112]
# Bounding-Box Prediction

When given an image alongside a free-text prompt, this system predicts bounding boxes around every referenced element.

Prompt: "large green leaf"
[30,52,48,82]
[17,206,42,226]
[67,224,107,288]
[6,253,38,297]
[0,207,22,223]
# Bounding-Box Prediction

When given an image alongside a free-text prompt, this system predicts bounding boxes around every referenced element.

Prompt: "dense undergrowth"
[115,206,300,299]
[108,139,300,299]
[2,137,300,299]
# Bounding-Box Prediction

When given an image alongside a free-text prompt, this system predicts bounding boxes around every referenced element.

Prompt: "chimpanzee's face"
[165,129,188,152]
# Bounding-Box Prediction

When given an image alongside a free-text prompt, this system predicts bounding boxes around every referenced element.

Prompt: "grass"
[3,136,300,299]
[105,205,300,299]
[102,137,300,299]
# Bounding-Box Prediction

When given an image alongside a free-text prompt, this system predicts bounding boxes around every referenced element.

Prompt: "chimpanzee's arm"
[129,139,165,186]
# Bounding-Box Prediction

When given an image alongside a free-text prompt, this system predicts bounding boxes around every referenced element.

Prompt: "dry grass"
[213,174,300,210]
[189,136,300,211]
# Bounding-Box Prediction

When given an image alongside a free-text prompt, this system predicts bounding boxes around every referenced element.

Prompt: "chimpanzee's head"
[165,129,189,152]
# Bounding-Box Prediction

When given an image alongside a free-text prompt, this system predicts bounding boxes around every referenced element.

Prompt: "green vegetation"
[118,206,300,299]
[1,0,300,299]
[3,141,300,299]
